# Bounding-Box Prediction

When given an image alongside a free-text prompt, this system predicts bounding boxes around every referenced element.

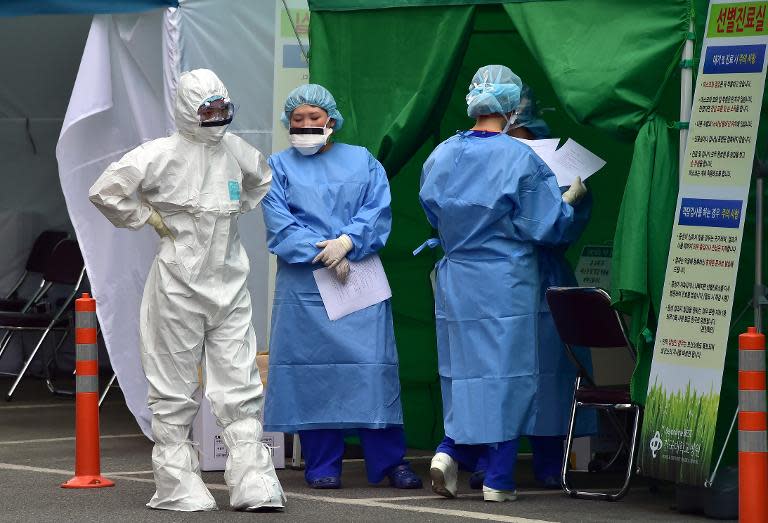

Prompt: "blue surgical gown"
[419,131,587,444]
[261,143,403,433]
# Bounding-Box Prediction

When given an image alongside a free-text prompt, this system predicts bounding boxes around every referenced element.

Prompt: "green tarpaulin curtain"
[503,1,688,135]
[309,0,764,462]
[310,6,476,176]
[610,114,679,402]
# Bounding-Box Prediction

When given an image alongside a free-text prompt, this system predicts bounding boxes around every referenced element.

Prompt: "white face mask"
[289,119,332,156]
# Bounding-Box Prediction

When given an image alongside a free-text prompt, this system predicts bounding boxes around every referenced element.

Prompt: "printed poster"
[640,0,768,485]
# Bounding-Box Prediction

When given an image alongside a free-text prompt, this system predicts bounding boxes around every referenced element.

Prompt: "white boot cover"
[147,419,217,511]
[222,418,286,511]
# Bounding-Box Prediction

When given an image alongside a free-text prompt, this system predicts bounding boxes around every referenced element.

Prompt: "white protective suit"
[89,69,285,511]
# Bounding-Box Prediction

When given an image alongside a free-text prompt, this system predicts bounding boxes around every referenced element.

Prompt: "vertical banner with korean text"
[640,1,768,485]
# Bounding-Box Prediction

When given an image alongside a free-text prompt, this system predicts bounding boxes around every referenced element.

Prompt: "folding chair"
[545,286,641,501]
[0,239,85,400]
[1,230,69,310]
[0,230,69,360]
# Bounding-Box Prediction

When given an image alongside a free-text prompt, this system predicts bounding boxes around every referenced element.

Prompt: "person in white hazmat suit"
[89,69,285,512]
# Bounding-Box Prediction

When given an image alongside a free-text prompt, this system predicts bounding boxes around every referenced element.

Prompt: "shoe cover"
[430,452,458,498]
[482,485,518,502]
[222,418,286,511]
[147,419,217,511]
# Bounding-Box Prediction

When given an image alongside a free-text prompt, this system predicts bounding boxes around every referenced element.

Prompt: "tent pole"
[679,20,695,180]
[756,175,765,332]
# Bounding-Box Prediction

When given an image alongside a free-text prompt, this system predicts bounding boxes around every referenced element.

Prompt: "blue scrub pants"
[299,427,408,484]
[436,436,519,491]
[530,436,566,482]
[473,436,565,484]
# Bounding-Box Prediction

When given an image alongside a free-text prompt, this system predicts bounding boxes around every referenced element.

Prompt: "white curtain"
[57,10,177,438]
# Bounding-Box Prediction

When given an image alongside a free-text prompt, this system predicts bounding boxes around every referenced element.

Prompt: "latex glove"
[313,234,353,268]
[333,258,351,284]
[147,209,174,239]
[562,176,587,205]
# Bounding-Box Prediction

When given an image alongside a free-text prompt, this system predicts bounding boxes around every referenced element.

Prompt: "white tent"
[2,0,288,438]
[0,12,92,380]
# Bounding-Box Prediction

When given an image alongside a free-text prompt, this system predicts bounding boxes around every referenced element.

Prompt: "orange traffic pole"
[61,293,114,489]
[739,326,767,522]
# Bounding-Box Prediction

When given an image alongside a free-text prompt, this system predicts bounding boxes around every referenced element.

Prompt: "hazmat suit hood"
[176,69,230,146]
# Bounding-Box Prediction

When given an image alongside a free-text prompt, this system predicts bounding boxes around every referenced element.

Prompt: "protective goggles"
[197,95,235,127]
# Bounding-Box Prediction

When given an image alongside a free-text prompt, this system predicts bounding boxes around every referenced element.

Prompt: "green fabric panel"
[310,6,475,176]
[309,0,556,11]
[609,114,679,404]
[438,5,635,264]
[399,383,444,448]
[504,1,689,136]
[382,139,441,385]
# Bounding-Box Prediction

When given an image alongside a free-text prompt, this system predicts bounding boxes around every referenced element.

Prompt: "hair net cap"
[512,84,551,139]
[281,84,344,131]
[466,65,522,118]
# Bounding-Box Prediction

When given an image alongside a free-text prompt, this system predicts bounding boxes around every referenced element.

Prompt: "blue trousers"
[299,427,407,484]
[436,436,519,490]
[474,436,565,483]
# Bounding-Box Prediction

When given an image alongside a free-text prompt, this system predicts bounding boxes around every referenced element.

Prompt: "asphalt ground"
[0,377,728,522]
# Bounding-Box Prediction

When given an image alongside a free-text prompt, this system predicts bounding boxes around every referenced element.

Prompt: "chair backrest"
[26,230,69,273]
[43,239,85,286]
[545,286,633,354]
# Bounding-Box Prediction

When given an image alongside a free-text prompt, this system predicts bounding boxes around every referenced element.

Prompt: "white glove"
[313,234,353,268]
[562,176,587,205]
[147,209,174,239]
[333,258,351,283]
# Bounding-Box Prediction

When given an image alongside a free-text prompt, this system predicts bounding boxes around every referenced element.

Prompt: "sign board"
[640,0,768,485]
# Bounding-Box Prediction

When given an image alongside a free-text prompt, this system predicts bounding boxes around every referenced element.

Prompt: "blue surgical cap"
[466,65,522,118]
[511,84,551,139]
[281,84,344,131]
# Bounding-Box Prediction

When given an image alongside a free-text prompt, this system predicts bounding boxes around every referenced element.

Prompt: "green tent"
[306,0,768,469]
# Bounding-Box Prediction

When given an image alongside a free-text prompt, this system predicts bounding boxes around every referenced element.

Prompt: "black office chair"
[0,239,85,400]
[545,286,641,501]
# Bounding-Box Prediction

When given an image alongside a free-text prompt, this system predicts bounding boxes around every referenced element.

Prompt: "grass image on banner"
[640,378,719,485]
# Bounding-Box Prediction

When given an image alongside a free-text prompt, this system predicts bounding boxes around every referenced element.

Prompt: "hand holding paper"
[313,254,392,321]
[333,258,350,283]
[562,176,586,205]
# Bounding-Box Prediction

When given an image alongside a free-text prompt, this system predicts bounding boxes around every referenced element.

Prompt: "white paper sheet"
[313,254,392,321]
[545,138,606,187]
[513,137,559,158]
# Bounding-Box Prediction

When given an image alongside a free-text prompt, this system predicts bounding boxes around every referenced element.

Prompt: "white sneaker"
[430,452,458,498]
[482,485,518,502]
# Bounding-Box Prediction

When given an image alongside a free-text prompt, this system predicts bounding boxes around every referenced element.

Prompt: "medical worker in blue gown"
[417,66,588,502]
[261,84,422,491]
[466,85,594,492]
